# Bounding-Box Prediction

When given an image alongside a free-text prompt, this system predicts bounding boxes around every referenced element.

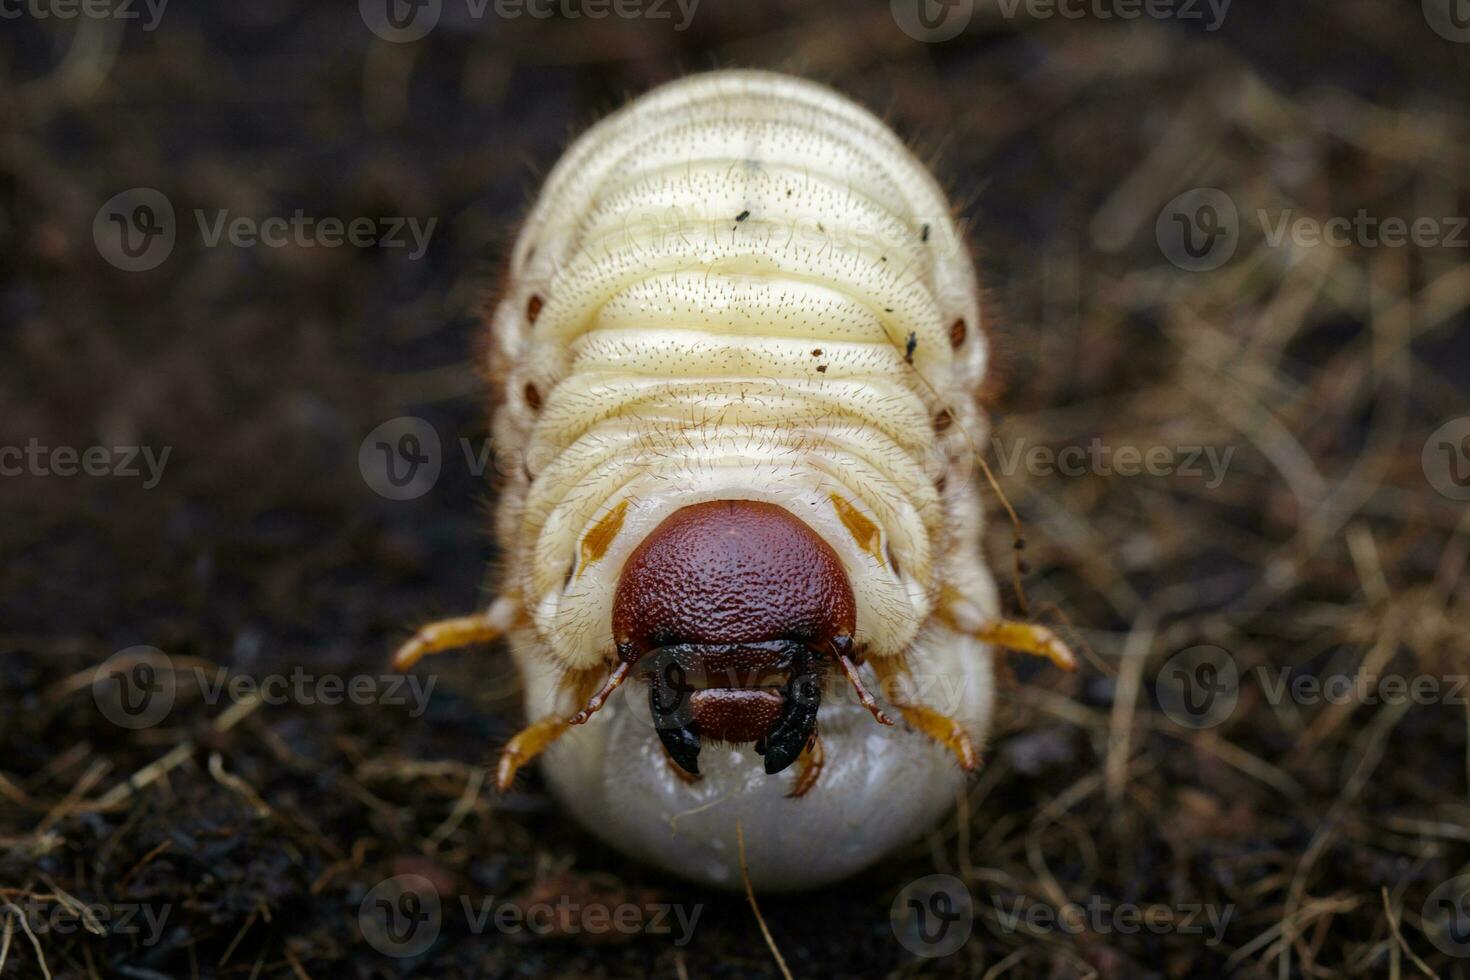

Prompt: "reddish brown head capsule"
[613,500,855,775]
[614,500,855,654]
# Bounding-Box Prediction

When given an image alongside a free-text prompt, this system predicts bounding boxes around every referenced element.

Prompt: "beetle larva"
[395,70,1074,891]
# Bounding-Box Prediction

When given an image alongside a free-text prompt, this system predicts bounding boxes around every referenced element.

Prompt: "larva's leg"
[496,716,571,791]
[892,702,978,771]
[972,620,1077,671]
[831,637,893,726]
[393,595,519,671]
[869,657,978,772]
[569,661,631,725]
[496,665,609,791]
[939,594,1078,672]
[787,732,825,798]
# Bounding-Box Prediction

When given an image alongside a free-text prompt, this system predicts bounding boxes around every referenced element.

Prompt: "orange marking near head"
[578,499,629,574]
[829,493,882,560]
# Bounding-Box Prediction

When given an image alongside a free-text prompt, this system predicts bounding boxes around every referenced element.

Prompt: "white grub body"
[485,70,999,890]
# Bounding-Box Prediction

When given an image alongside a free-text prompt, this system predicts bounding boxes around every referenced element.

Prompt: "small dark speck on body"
[921,224,930,242]
[735,209,750,222]
[904,332,918,364]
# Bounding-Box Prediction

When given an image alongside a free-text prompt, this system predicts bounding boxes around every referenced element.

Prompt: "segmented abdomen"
[487,71,991,672]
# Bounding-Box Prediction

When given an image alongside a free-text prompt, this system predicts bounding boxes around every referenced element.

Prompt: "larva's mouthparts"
[641,639,830,776]
[751,645,825,775]
[606,499,879,778]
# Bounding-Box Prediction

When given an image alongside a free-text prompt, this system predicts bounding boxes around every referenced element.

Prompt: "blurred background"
[2,0,1469,976]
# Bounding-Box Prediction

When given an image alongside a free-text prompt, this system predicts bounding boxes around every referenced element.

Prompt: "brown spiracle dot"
[933,410,953,433]
[524,382,542,411]
[949,318,967,349]
[527,294,544,323]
